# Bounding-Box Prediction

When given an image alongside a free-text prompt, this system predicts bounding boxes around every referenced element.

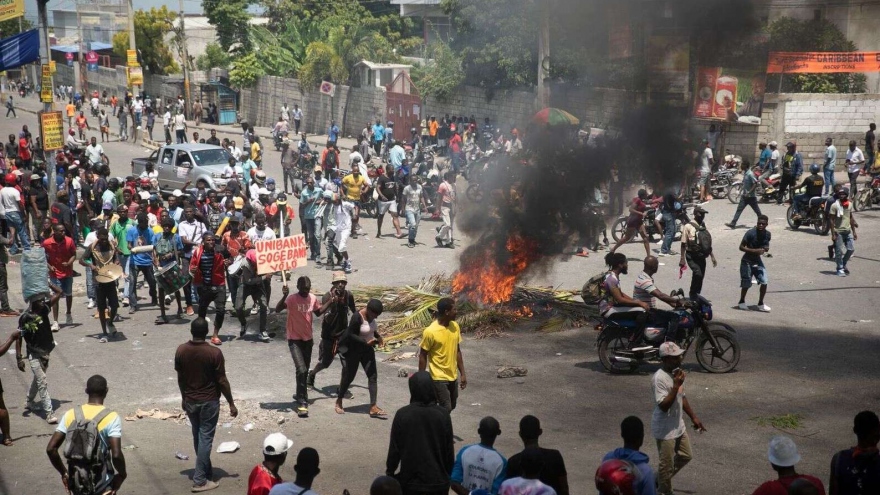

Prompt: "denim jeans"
[731,196,762,225]
[405,210,419,243]
[185,400,220,487]
[235,283,267,332]
[128,264,157,308]
[118,254,131,299]
[849,171,860,196]
[0,263,10,311]
[305,218,319,259]
[26,354,52,416]
[834,231,855,271]
[824,167,836,195]
[227,274,240,308]
[660,212,675,254]
[5,211,30,253]
[288,339,313,404]
[85,266,96,300]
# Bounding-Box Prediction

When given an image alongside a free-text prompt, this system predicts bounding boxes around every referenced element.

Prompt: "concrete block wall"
[424,86,537,131]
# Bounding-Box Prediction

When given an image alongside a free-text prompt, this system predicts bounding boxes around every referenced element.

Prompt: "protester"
[652,342,706,495]
[79,227,120,339]
[331,193,355,273]
[336,299,386,417]
[738,215,771,312]
[609,189,655,258]
[248,433,293,495]
[419,297,467,412]
[376,164,402,239]
[829,188,857,277]
[46,375,127,495]
[42,224,77,330]
[235,249,270,342]
[435,172,456,248]
[680,206,716,302]
[179,206,207,315]
[845,140,865,196]
[451,416,507,495]
[175,317,238,492]
[277,277,333,417]
[499,448,557,495]
[401,175,427,248]
[189,234,229,345]
[16,283,64,423]
[506,416,569,495]
[824,138,837,195]
[308,271,356,387]
[601,416,656,495]
[751,436,825,495]
[727,159,762,228]
[697,140,714,203]
[386,371,454,495]
[0,232,17,317]
[829,410,880,495]
[0,332,18,444]
[153,217,185,323]
[126,212,158,314]
[268,447,321,495]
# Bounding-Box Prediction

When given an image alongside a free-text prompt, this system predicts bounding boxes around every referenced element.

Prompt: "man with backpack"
[46,375,127,495]
[679,206,717,302]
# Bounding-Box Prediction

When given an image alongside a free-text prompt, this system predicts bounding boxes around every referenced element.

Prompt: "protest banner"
[767,51,880,74]
[255,235,308,275]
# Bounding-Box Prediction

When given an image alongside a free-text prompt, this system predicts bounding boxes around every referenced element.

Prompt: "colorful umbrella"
[532,108,580,126]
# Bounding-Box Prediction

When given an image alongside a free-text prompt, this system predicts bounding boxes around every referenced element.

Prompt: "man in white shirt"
[230,142,243,161]
[698,139,714,203]
[162,109,172,142]
[347,148,372,187]
[173,111,187,144]
[332,193,354,274]
[292,104,303,134]
[247,212,277,243]
[651,342,705,495]
[280,103,290,122]
[90,96,100,114]
[85,137,105,168]
[1,174,30,254]
[845,139,865,196]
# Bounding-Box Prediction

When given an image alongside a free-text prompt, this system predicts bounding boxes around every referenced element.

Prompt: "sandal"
[334,403,345,414]
[210,336,222,346]
[369,408,388,418]
[1,438,12,446]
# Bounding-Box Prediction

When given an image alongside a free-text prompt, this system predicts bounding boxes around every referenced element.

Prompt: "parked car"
[130,143,232,195]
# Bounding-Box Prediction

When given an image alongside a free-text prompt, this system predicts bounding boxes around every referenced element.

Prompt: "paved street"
[1,96,879,494]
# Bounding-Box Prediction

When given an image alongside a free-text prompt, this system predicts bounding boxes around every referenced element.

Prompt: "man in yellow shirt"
[251,136,263,169]
[66,101,76,128]
[46,375,128,495]
[341,164,367,238]
[419,297,467,412]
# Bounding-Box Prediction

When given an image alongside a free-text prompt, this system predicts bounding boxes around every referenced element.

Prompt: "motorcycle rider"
[599,252,650,328]
[778,142,803,205]
[65,128,86,151]
[633,256,682,345]
[84,137,106,169]
[759,141,779,190]
[792,164,825,220]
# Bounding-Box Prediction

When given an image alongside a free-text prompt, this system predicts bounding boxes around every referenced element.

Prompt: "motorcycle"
[727,169,782,203]
[610,206,685,243]
[272,131,284,151]
[786,194,830,235]
[854,173,880,211]
[596,290,741,374]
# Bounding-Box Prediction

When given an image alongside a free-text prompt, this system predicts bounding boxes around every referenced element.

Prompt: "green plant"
[112,7,180,75]
[228,53,264,89]
[752,413,804,430]
[195,43,231,71]
[411,42,465,102]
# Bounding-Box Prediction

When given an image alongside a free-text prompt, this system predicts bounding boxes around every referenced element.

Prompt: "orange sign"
[767,51,880,73]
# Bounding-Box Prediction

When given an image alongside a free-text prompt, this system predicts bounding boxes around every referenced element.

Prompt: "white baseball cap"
[263,433,293,456]
[172,189,183,197]
[658,342,684,357]
[767,436,800,467]
[138,191,151,201]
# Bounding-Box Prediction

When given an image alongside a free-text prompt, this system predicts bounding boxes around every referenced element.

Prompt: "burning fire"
[453,234,540,304]
[516,305,534,318]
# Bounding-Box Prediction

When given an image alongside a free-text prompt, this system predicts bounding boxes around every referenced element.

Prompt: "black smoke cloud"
[453,0,761,292]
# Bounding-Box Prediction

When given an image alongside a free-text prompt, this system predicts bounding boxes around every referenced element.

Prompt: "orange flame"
[453,234,540,304]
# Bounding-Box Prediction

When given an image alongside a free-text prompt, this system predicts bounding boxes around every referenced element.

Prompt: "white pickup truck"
[130,143,233,194]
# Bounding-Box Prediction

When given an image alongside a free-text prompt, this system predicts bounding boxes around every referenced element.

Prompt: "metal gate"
[385,72,421,135]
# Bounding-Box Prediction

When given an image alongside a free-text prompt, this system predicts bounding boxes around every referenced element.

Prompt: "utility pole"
[127,0,140,96]
[76,8,83,94]
[178,0,191,117]
[536,2,550,110]
[38,0,57,202]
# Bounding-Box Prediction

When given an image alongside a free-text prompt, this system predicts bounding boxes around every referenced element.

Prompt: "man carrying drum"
[79,227,121,341]
[153,217,186,324]
[221,212,252,310]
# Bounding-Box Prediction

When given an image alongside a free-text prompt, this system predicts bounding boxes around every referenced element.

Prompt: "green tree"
[196,42,231,71]
[229,52,264,89]
[767,17,867,93]
[112,7,179,75]
[0,17,33,38]
[249,19,322,77]
[410,41,464,101]
[203,0,252,55]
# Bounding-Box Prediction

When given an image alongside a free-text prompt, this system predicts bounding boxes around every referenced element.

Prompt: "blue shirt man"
[372,122,385,143]
[389,144,406,172]
[451,417,507,495]
[758,145,772,171]
[328,122,340,144]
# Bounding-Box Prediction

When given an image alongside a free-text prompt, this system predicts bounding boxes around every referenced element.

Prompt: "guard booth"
[196,80,238,125]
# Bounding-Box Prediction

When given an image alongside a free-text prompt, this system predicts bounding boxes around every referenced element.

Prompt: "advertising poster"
[40,111,64,150]
[128,66,143,87]
[692,67,765,125]
[127,49,138,66]
[767,51,880,73]
[647,36,690,95]
[40,65,52,103]
[0,0,23,23]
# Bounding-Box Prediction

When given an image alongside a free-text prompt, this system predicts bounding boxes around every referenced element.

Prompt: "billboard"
[0,0,23,23]
[767,51,880,73]
[40,111,64,150]
[692,67,766,125]
[647,36,690,95]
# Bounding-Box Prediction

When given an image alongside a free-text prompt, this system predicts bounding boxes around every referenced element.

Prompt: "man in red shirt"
[275,276,333,418]
[42,224,77,331]
[247,433,292,495]
[751,436,826,495]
